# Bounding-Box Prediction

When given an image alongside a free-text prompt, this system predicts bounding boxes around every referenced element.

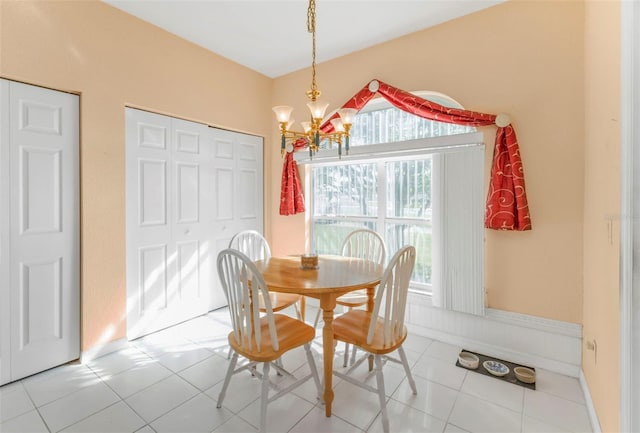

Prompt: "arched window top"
[349,91,476,147]
[362,90,466,111]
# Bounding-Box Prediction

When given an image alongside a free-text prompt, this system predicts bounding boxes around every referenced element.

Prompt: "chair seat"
[335,289,368,308]
[228,314,315,363]
[333,310,407,355]
[312,289,368,329]
[260,292,301,313]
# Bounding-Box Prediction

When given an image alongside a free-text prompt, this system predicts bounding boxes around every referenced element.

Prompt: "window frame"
[310,156,435,292]
[297,91,485,314]
[302,131,484,297]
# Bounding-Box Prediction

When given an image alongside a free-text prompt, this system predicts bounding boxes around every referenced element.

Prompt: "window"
[312,158,434,290]
[302,92,485,313]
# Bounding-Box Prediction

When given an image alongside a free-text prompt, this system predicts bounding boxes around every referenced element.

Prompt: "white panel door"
[5,80,80,382]
[172,118,213,314]
[126,109,263,339]
[209,128,263,304]
[0,80,11,385]
[126,109,212,340]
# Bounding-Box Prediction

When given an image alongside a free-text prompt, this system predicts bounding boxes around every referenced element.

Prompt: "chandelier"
[272,0,357,159]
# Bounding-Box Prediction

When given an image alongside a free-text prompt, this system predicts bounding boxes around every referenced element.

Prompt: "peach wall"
[582,1,621,432]
[0,0,624,427]
[271,0,586,324]
[0,0,273,351]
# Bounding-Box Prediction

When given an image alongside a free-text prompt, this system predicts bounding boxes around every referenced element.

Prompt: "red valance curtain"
[279,79,531,231]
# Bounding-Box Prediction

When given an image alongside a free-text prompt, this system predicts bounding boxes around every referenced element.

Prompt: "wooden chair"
[216,249,321,433]
[332,245,417,433]
[229,230,303,320]
[313,229,386,366]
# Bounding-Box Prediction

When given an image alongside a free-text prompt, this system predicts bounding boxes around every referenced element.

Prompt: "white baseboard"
[580,369,602,433]
[80,337,129,364]
[405,293,582,377]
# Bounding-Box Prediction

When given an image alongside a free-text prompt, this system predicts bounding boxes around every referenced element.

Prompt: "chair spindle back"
[368,245,416,347]
[217,248,278,352]
[341,229,386,266]
[229,230,271,261]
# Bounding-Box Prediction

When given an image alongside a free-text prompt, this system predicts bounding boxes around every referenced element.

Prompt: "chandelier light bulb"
[330,118,344,133]
[337,108,357,125]
[272,105,293,124]
[307,100,329,120]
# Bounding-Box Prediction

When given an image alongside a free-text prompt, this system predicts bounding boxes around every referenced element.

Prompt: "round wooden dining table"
[253,254,383,417]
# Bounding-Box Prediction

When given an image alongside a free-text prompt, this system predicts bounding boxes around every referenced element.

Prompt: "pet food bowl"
[483,360,509,377]
[458,352,479,369]
[514,366,536,384]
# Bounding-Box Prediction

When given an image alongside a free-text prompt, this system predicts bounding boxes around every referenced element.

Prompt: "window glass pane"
[385,223,432,285]
[386,158,432,220]
[312,164,377,217]
[313,220,375,255]
[350,107,475,146]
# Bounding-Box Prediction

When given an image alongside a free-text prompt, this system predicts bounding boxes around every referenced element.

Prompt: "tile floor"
[0,306,593,433]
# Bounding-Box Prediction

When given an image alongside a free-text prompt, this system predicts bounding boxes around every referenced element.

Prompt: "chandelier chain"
[307,0,319,100]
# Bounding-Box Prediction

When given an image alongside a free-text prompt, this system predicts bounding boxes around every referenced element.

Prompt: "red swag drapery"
[279,79,531,231]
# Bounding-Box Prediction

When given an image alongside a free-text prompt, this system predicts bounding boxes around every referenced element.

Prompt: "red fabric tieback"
[279,138,307,216]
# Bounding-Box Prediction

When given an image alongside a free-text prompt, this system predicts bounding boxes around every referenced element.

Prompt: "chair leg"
[374,355,389,433]
[343,343,350,367]
[275,357,284,376]
[398,346,417,394]
[226,346,232,359]
[304,342,322,401]
[217,352,238,408]
[349,344,358,366]
[293,301,302,321]
[260,362,270,433]
[338,306,365,369]
[313,308,321,328]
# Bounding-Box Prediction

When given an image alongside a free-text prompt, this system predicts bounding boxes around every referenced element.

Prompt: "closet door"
[126,109,212,339]
[0,80,10,385]
[126,109,264,340]
[6,80,80,381]
[209,128,263,307]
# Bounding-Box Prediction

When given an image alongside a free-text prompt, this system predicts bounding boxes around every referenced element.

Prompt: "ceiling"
[103,0,505,78]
